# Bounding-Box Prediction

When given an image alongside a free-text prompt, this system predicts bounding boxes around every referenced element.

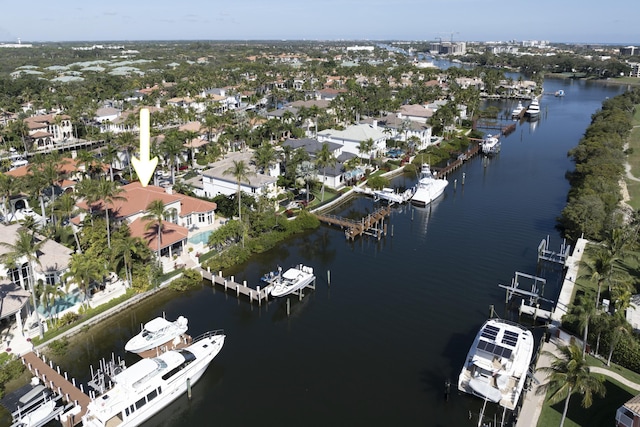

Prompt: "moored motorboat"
[525,98,540,118]
[511,102,524,118]
[410,164,448,207]
[373,187,414,204]
[125,315,189,356]
[83,330,225,427]
[481,134,501,156]
[268,264,316,297]
[458,318,534,410]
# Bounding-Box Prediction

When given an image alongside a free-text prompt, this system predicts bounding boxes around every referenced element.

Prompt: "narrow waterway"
[48,77,628,427]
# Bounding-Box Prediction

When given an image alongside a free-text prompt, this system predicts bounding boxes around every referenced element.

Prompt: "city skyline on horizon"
[0,0,638,46]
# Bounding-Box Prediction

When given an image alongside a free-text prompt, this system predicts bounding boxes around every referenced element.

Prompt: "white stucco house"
[0,223,72,332]
[200,151,279,199]
[317,122,387,161]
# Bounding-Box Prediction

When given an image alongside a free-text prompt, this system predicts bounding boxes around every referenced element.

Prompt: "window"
[198,213,205,223]
[147,389,158,402]
[207,213,213,224]
[186,216,192,227]
[135,397,146,410]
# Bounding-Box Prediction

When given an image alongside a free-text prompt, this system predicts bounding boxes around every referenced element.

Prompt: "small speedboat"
[269,265,315,297]
[125,315,189,355]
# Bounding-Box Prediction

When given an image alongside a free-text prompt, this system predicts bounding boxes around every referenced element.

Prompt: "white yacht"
[125,315,189,356]
[458,318,534,410]
[511,102,524,118]
[410,164,448,207]
[525,98,540,118]
[481,135,501,156]
[83,330,225,427]
[268,264,316,297]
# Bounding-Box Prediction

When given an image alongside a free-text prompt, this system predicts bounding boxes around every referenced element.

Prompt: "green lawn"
[625,105,640,210]
[538,377,634,427]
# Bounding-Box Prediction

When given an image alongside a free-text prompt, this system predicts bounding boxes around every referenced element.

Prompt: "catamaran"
[458,318,534,410]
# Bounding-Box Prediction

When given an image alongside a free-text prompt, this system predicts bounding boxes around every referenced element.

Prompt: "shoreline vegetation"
[537,89,640,425]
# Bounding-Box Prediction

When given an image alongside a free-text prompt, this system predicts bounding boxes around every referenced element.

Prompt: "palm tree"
[223,160,255,221]
[606,311,630,366]
[142,199,166,259]
[0,174,19,223]
[253,143,278,175]
[111,235,141,288]
[161,130,186,185]
[63,252,105,308]
[358,138,374,165]
[536,341,606,427]
[562,293,597,359]
[579,248,619,309]
[53,192,82,253]
[0,228,46,339]
[96,180,126,250]
[116,131,136,178]
[315,143,336,202]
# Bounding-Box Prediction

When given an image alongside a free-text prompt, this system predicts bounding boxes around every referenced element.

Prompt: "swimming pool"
[188,230,213,245]
[37,289,83,318]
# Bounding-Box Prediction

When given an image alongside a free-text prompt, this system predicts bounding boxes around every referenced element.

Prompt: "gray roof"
[282,138,341,155]
[318,123,387,142]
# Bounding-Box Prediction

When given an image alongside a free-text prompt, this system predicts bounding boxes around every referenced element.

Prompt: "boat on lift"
[125,315,189,356]
[481,135,501,156]
[268,264,316,297]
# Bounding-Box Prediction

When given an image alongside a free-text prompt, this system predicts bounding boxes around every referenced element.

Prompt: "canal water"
[50,78,627,427]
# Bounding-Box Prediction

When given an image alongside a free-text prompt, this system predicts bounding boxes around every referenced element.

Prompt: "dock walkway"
[20,351,89,426]
[315,205,391,240]
[200,268,271,305]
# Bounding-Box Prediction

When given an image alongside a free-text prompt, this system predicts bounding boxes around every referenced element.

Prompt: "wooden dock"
[315,205,391,240]
[200,268,272,305]
[21,351,89,426]
[433,141,481,177]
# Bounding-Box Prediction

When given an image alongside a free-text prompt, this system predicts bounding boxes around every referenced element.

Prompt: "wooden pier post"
[327,270,331,286]
[257,286,261,306]
[187,377,192,400]
[462,173,466,185]
[286,298,290,316]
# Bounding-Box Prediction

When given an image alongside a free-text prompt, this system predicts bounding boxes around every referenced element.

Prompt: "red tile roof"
[128,217,188,250]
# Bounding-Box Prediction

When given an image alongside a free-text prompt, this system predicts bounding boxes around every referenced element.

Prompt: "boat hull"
[83,333,224,427]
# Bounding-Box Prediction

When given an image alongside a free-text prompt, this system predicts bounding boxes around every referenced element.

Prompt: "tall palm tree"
[53,192,82,253]
[96,180,126,250]
[562,293,597,359]
[63,252,105,308]
[606,312,631,366]
[116,131,136,178]
[0,228,46,339]
[536,342,606,427]
[161,131,186,185]
[579,248,621,309]
[223,160,255,221]
[253,143,278,175]
[315,143,336,202]
[358,138,374,165]
[111,235,141,288]
[0,174,19,223]
[142,199,166,259]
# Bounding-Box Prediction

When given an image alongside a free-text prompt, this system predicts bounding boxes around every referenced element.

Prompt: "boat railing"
[191,329,225,344]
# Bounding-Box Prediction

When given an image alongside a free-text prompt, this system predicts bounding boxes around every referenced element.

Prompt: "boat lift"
[499,272,555,321]
[537,236,570,266]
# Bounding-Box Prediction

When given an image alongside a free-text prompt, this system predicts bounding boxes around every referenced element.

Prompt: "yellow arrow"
[131,108,158,187]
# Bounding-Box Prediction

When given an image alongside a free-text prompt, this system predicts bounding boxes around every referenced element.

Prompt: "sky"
[1,0,638,45]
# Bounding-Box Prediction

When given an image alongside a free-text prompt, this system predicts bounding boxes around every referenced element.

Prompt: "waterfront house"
[317,122,387,161]
[282,138,351,189]
[616,394,640,427]
[200,151,279,199]
[0,223,72,332]
[24,113,73,150]
[76,182,217,272]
